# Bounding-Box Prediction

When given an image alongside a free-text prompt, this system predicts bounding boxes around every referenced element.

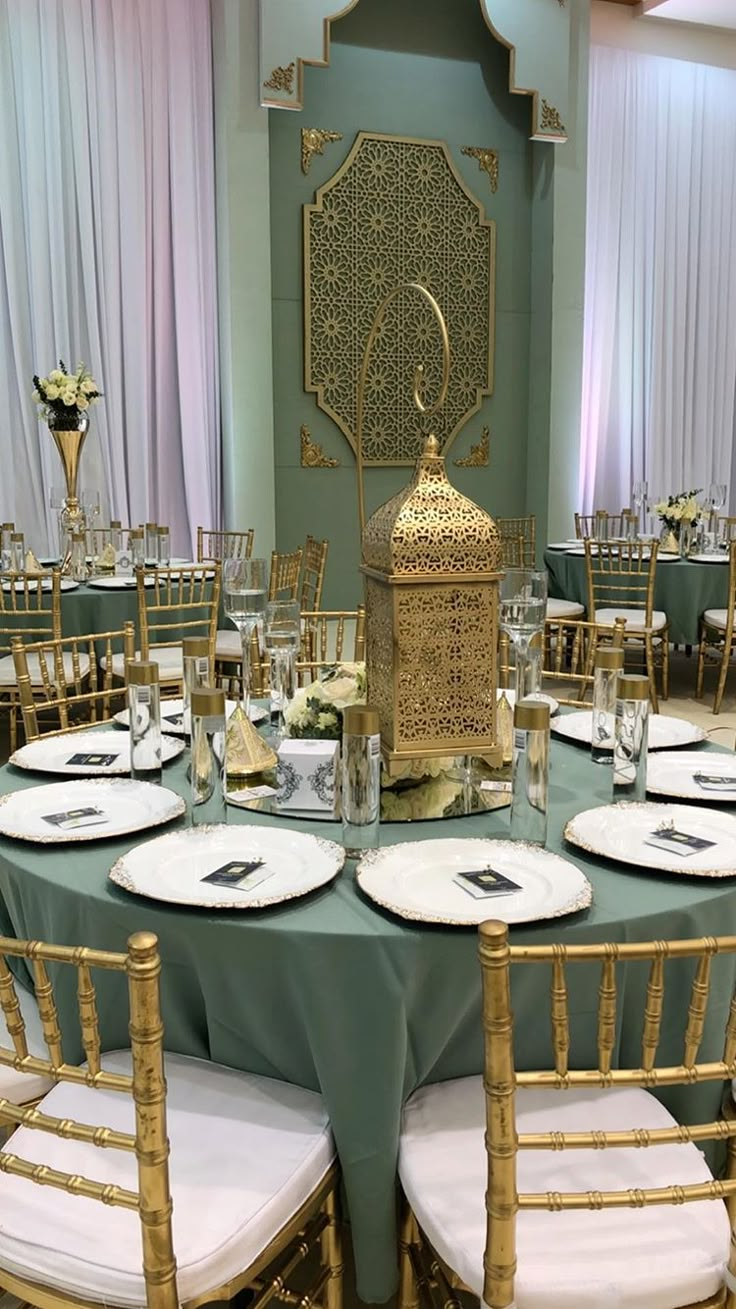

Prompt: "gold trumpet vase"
[49,415,89,571]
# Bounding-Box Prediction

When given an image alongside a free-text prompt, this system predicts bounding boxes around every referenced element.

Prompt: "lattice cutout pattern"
[305,133,495,465]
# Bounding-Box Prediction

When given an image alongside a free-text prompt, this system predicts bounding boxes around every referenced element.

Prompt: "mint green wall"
[269,0,540,607]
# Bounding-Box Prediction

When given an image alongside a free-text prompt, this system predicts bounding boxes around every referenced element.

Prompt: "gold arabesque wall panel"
[304,132,495,466]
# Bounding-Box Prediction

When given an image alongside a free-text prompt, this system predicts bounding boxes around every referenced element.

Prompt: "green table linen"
[545,548,730,645]
[0,735,735,1300]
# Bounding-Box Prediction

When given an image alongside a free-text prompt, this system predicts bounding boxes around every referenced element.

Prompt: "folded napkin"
[100,542,116,567]
[24,549,43,575]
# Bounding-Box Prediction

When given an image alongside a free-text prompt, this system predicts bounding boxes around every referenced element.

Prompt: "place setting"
[565,803,736,879]
[0,778,185,845]
[551,708,705,750]
[9,729,184,776]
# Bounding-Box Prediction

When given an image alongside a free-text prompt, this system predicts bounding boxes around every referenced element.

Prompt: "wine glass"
[223,557,268,719]
[708,483,727,536]
[632,480,648,537]
[499,569,548,701]
[264,600,300,740]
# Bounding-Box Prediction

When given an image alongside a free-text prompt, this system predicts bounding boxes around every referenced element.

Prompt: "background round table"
[545,547,730,645]
[0,734,735,1302]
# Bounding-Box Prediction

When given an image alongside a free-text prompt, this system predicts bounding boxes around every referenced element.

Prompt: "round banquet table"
[1,733,736,1302]
[545,546,730,645]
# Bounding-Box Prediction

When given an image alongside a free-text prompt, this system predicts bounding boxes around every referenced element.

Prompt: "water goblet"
[632,480,648,537]
[708,482,727,535]
[499,568,548,701]
[223,557,268,719]
[264,600,300,741]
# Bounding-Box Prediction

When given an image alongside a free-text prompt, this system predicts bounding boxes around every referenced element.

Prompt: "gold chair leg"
[320,1185,343,1309]
[645,634,659,714]
[714,640,731,715]
[398,1202,420,1309]
[661,631,669,700]
[696,622,707,699]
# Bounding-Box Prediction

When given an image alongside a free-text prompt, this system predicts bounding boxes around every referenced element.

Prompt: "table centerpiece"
[33,360,102,568]
[654,488,702,554]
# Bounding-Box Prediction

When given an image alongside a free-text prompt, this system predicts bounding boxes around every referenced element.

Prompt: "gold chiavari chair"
[497,534,524,570]
[498,616,626,702]
[0,569,62,749]
[584,538,668,710]
[0,930,343,1309]
[300,535,329,611]
[298,607,366,685]
[495,515,536,568]
[196,526,254,562]
[105,565,221,690]
[399,921,736,1309]
[270,548,303,601]
[12,623,135,740]
[575,509,637,540]
[696,538,736,713]
[718,517,736,543]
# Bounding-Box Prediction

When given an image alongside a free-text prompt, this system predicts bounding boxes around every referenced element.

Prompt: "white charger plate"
[551,709,704,751]
[688,553,728,565]
[87,576,155,589]
[565,802,736,877]
[10,730,184,776]
[1,578,78,593]
[646,750,736,802]
[0,779,184,844]
[496,688,559,716]
[547,542,581,551]
[355,838,592,926]
[109,824,344,909]
[113,698,267,734]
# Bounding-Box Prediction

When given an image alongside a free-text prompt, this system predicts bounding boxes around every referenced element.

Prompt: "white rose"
[61,389,77,406]
[77,396,89,410]
[81,378,97,395]
[45,384,60,401]
[317,711,338,730]
[49,369,63,384]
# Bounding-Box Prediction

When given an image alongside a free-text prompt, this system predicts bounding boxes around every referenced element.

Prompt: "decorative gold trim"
[261,2,361,111]
[461,147,499,194]
[300,425,340,468]
[454,426,490,468]
[301,128,343,175]
[263,62,295,94]
[304,131,496,467]
[540,99,567,136]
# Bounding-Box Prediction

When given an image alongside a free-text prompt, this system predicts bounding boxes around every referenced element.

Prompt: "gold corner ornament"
[300,424,340,468]
[454,426,489,468]
[264,62,295,94]
[461,147,499,195]
[540,99,566,136]
[301,128,343,175]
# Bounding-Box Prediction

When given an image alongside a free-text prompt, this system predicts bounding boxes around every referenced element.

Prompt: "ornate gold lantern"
[356,284,502,775]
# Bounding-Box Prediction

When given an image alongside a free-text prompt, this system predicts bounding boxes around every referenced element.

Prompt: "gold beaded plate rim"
[564,802,736,878]
[9,730,185,776]
[109,824,345,910]
[355,838,592,926]
[0,778,185,844]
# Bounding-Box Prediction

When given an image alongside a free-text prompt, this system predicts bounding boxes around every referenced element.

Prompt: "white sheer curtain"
[0,0,221,556]
[580,44,736,515]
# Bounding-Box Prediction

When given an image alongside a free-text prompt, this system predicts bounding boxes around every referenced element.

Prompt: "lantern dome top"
[361,434,500,577]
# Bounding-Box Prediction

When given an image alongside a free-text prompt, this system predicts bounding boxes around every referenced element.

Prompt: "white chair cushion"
[0,982,54,1105]
[0,1051,335,1306]
[704,609,730,631]
[0,652,90,688]
[105,646,183,682]
[546,599,584,620]
[595,607,667,633]
[215,629,241,660]
[400,1076,729,1309]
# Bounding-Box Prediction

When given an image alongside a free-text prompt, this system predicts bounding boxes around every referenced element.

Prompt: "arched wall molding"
[258,0,569,141]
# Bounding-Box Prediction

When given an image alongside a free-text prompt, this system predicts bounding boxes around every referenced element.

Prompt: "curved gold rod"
[355,282,451,537]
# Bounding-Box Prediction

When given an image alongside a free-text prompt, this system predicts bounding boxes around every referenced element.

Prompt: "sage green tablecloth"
[58,583,139,637]
[1,737,736,1301]
[545,548,730,645]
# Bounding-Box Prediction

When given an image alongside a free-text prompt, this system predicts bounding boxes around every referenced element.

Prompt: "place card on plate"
[276,739,339,811]
[65,752,120,769]
[693,773,736,793]
[201,860,275,891]
[42,806,108,832]
[645,824,717,857]
[453,866,522,898]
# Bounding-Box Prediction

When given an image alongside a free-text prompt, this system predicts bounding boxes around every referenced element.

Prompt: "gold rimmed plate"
[647,751,736,803]
[551,710,705,751]
[109,824,344,909]
[356,838,592,926]
[565,802,736,877]
[0,779,185,844]
[10,729,184,776]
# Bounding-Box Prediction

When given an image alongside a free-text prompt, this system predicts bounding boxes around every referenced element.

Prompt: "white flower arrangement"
[284,662,367,740]
[33,360,102,430]
[654,489,703,534]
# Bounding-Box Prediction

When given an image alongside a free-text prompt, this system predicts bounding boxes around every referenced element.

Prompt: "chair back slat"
[196,526,253,562]
[641,952,665,1072]
[550,951,569,1078]
[270,548,303,601]
[77,963,102,1077]
[683,946,715,1067]
[31,958,63,1068]
[0,931,177,1306]
[724,993,736,1066]
[597,955,617,1076]
[300,536,329,611]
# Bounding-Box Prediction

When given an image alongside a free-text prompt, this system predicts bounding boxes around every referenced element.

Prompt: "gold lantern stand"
[356,283,503,777]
